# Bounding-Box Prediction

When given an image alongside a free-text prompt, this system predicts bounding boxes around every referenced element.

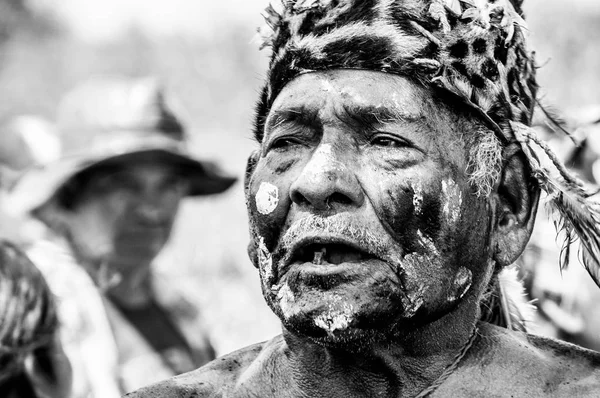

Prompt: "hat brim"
[89,149,237,196]
[8,147,237,215]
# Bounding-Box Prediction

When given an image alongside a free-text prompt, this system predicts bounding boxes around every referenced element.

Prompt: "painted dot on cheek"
[255,182,279,215]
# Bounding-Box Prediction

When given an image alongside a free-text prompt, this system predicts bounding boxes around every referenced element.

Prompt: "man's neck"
[106,262,154,308]
[281,297,480,398]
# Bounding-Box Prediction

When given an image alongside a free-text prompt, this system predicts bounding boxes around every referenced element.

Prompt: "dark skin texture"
[125,70,600,397]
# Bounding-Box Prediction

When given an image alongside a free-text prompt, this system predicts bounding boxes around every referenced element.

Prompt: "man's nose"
[133,193,167,224]
[290,143,364,211]
[135,204,163,223]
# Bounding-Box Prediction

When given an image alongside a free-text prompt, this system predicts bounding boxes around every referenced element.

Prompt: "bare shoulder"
[441,323,600,397]
[123,336,285,398]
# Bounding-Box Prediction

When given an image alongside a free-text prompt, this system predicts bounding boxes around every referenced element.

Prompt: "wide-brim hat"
[8,76,236,215]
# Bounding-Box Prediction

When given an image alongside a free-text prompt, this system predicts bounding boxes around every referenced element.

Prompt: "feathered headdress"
[253,0,600,295]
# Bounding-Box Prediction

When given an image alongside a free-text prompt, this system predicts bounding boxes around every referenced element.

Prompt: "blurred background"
[0,0,598,356]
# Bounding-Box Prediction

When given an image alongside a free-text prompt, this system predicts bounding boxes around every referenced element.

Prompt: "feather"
[461,7,480,21]
[535,100,578,145]
[512,121,600,288]
[501,2,527,44]
[293,0,321,12]
[497,267,535,332]
[478,267,534,332]
[255,3,284,50]
[429,0,452,33]
[445,0,463,16]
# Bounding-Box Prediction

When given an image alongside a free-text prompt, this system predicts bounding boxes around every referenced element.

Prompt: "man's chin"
[267,285,407,349]
[284,320,388,350]
[280,311,403,351]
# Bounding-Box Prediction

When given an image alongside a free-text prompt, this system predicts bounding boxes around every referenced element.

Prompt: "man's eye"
[98,175,138,193]
[162,176,188,193]
[270,136,303,150]
[370,134,408,148]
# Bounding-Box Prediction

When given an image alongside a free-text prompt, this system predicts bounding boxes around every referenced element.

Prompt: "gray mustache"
[276,214,399,260]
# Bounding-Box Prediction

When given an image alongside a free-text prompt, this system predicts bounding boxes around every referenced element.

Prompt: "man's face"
[246,70,494,344]
[63,160,188,271]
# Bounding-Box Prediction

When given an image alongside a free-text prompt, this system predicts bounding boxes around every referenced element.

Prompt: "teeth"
[313,247,327,265]
[329,251,361,265]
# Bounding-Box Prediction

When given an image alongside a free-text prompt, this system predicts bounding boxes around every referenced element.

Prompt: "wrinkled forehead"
[264,70,475,142]
[270,70,427,112]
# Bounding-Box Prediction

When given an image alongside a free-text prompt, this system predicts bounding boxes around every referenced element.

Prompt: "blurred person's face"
[245,70,505,346]
[59,160,188,273]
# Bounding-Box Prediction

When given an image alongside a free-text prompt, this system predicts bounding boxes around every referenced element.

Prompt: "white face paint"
[255,182,279,215]
[304,143,347,180]
[412,182,424,215]
[417,229,440,256]
[320,79,336,92]
[449,267,472,302]
[258,236,274,287]
[339,86,367,105]
[441,179,462,225]
[313,295,354,334]
[391,91,402,109]
[277,283,295,320]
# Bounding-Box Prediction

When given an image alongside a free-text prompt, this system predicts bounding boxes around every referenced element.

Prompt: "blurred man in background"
[0,114,115,398]
[9,76,236,395]
[0,240,72,398]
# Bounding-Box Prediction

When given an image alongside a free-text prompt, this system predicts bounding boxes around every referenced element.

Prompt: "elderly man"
[128,0,600,396]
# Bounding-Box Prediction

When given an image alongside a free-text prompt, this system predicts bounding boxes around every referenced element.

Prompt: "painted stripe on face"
[277,283,295,320]
[441,179,462,226]
[417,229,440,256]
[258,236,275,288]
[412,181,424,215]
[256,182,280,215]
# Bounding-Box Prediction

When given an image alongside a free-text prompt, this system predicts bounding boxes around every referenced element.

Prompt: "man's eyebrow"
[266,107,321,132]
[339,104,424,129]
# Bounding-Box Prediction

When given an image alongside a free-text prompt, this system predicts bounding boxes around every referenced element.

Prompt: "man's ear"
[492,147,540,266]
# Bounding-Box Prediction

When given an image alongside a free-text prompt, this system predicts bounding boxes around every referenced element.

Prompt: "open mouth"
[291,242,372,265]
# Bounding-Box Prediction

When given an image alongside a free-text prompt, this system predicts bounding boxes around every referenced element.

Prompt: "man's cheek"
[248,166,293,245]
[376,180,443,252]
[400,252,472,318]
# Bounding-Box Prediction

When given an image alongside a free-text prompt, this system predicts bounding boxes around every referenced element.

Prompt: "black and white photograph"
[0,0,599,397]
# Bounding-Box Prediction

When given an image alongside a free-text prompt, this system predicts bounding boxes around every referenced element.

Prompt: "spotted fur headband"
[254,0,600,288]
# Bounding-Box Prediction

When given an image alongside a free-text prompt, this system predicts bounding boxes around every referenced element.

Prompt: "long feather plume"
[498,268,535,332]
[480,267,535,332]
[535,99,578,145]
[511,121,600,288]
